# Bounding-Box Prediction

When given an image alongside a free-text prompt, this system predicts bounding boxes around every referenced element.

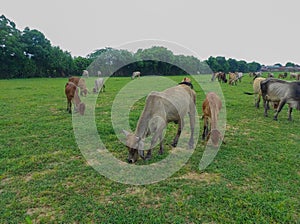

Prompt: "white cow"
[93,78,105,93]
[132,71,141,79]
[82,70,89,78]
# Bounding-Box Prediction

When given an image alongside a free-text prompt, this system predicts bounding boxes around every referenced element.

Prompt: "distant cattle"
[278,73,288,79]
[202,92,223,146]
[93,78,105,93]
[249,72,262,77]
[97,71,102,77]
[82,70,89,78]
[236,72,243,82]
[260,79,300,121]
[65,82,85,115]
[290,73,297,79]
[268,73,274,78]
[122,84,196,163]
[213,72,227,83]
[229,72,238,85]
[132,71,141,79]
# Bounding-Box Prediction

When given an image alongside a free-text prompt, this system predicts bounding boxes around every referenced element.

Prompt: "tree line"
[1,14,298,79]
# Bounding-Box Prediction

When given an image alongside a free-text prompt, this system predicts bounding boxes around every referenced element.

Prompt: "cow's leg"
[146,125,165,160]
[67,100,72,113]
[264,99,269,117]
[158,134,164,155]
[188,106,196,149]
[255,94,261,108]
[202,117,209,141]
[274,99,286,120]
[288,105,293,121]
[171,119,183,147]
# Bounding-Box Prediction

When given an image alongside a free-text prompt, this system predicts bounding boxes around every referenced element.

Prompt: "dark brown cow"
[65,82,85,115]
[261,78,300,121]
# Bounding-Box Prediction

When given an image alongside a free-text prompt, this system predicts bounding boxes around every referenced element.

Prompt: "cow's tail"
[244,91,254,95]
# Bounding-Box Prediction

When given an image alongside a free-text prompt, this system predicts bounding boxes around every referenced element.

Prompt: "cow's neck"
[135,110,151,139]
[178,82,193,89]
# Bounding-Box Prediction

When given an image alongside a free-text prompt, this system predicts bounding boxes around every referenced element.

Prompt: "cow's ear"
[122,130,130,137]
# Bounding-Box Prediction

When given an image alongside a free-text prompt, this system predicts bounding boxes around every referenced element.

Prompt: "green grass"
[0,75,299,223]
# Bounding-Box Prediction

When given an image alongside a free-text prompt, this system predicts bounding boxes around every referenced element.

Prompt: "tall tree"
[0,15,28,78]
[21,27,52,76]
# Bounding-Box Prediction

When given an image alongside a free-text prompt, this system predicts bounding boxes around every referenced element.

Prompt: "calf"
[65,82,85,115]
[260,79,300,120]
[202,92,223,146]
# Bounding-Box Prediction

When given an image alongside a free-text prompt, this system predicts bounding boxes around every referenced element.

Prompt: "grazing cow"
[214,72,227,83]
[244,76,266,108]
[93,78,105,93]
[260,79,300,121]
[82,70,89,78]
[132,71,141,79]
[201,92,223,147]
[268,73,274,78]
[68,77,88,96]
[236,72,243,82]
[229,72,238,85]
[278,74,286,79]
[290,73,297,79]
[97,70,102,77]
[122,84,196,163]
[65,82,85,115]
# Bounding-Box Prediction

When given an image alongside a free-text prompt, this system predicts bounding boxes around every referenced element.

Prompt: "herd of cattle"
[212,71,300,121]
[64,70,300,163]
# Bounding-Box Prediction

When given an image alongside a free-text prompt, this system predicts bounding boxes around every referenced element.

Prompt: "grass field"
[0,74,299,223]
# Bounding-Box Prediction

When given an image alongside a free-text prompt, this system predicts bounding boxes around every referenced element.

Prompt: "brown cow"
[202,92,223,146]
[65,82,85,115]
[68,77,88,96]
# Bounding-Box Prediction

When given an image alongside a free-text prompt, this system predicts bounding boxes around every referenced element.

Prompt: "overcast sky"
[1,0,300,65]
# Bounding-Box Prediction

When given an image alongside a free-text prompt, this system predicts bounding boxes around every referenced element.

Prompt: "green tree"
[21,27,52,76]
[0,15,28,78]
[73,56,92,75]
[248,62,261,72]
[228,58,239,72]
[285,62,295,67]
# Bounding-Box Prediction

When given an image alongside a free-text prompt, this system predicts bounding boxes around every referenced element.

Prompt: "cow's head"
[78,102,85,115]
[208,129,222,147]
[122,130,145,163]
